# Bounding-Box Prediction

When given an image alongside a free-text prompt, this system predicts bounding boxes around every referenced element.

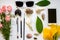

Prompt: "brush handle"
[16,18,18,33]
[23,18,25,40]
[16,17,19,39]
[20,21,22,38]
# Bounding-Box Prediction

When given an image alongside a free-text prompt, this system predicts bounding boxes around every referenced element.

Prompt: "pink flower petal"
[7,5,12,12]
[2,5,7,12]
[0,23,3,28]
[5,15,11,22]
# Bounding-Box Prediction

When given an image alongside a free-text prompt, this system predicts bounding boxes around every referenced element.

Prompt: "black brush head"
[15,9,21,16]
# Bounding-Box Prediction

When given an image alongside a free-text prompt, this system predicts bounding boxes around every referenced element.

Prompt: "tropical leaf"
[36,16,43,33]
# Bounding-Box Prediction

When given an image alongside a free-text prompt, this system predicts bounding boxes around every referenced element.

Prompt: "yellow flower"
[43,24,57,40]
[43,24,60,40]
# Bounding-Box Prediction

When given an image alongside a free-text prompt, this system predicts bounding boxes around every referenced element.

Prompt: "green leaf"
[43,0,48,1]
[1,20,11,40]
[36,1,50,6]
[36,16,43,33]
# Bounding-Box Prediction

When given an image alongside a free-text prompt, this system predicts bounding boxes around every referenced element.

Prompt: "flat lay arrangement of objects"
[0,0,60,40]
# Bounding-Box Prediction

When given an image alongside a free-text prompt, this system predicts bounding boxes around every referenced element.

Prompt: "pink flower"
[0,23,3,28]
[2,5,6,12]
[5,15,10,22]
[7,5,12,12]
[0,8,2,14]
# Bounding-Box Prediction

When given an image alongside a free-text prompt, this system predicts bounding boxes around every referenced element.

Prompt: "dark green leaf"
[36,1,50,6]
[36,16,43,33]
[1,20,11,40]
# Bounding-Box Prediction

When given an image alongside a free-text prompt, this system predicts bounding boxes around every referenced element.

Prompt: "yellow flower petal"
[48,24,57,28]
[43,28,52,39]
[57,25,60,35]
[50,27,57,36]
[48,24,57,36]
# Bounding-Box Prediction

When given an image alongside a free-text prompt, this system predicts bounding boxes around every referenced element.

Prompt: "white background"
[0,0,60,40]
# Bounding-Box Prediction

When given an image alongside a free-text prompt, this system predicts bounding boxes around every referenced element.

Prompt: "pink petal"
[5,15,11,22]
[7,5,12,12]
[0,23,3,28]
[2,5,7,12]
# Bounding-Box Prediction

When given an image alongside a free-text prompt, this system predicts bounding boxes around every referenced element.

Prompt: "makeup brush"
[15,9,22,38]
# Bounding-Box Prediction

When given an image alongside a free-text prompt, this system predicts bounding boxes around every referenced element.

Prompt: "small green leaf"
[36,1,50,6]
[36,16,43,33]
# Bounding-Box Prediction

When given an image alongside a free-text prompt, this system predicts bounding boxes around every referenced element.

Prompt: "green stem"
[54,33,58,40]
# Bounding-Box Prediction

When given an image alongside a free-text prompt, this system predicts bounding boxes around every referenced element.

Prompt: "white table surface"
[0,0,60,40]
